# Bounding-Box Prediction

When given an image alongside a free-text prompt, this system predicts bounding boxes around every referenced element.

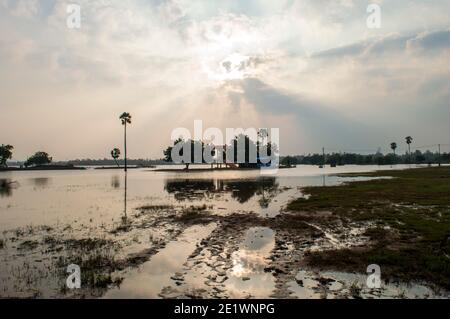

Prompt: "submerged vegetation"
[175,205,214,224]
[55,238,123,292]
[288,167,450,289]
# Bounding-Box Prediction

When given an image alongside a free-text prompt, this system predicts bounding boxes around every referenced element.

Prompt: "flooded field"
[0,165,447,298]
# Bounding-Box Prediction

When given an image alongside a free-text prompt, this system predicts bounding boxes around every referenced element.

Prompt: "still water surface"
[0,165,411,231]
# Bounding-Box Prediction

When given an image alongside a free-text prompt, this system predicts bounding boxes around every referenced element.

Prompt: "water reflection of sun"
[230,250,267,277]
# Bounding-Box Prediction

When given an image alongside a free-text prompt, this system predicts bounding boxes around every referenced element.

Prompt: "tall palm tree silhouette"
[390,142,397,166]
[111,148,121,167]
[119,113,132,172]
[405,136,413,163]
[390,142,397,155]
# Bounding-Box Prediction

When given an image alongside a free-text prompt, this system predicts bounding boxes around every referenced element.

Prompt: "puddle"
[103,223,216,298]
[224,227,276,298]
[287,271,323,299]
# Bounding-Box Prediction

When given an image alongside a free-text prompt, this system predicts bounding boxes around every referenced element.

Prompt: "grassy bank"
[287,167,450,289]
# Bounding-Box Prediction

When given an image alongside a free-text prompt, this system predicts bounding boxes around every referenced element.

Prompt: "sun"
[202,52,252,83]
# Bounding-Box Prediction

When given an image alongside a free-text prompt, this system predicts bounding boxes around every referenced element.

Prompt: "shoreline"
[153,165,296,172]
[93,166,151,170]
[0,166,86,171]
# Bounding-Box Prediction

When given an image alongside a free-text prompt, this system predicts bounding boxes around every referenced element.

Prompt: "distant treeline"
[7,151,450,167]
[60,158,169,166]
[7,158,169,167]
[281,150,450,166]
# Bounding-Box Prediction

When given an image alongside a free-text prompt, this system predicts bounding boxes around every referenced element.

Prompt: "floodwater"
[0,164,447,298]
[0,164,408,231]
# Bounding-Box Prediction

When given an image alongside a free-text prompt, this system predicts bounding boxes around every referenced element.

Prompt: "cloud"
[2,0,39,18]
[313,30,450,60]
[226,78,372,149]
[407,29,450,52]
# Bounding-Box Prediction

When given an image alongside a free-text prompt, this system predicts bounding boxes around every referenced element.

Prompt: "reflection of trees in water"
[111,175,121,189]
[227,178,277,205]
[164,177,279,207]
[164,179,217,201]
[122,172,128,224]
[0,179,17,197]
[31,177,50,188]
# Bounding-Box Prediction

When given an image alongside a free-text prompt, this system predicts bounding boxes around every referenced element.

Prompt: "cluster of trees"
[163,134,276,170]
[163,138,209,170]
[24,152,52,167]
[0,144,14,167]
[1,144,52,168]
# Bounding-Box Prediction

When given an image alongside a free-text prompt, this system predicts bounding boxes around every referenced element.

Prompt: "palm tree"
[111,148,121,167]
[390,142,397,155]
[390,142,397,166]
[119,112,132,172]
[405,136,413,163]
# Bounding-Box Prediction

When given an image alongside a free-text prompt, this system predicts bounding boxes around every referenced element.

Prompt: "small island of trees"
[163,133,277,170]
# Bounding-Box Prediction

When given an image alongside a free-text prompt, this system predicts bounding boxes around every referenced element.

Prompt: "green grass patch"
[288,167,450,289]
[305,246,450,289]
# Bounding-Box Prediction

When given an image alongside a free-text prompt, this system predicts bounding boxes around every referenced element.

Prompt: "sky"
[1,0,450,160]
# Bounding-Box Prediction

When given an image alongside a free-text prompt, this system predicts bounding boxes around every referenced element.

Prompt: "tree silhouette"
[229,134,257,166]
[390,142,398,165]
[119,112,132,172]
[163,134,277,169]
[163,138,206,170]
[390,142,397,155]
[258,128,268,146]
[111,148,121,167]
[24,151,52,167]
[405,136,413,163]
[0,144,14,167]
